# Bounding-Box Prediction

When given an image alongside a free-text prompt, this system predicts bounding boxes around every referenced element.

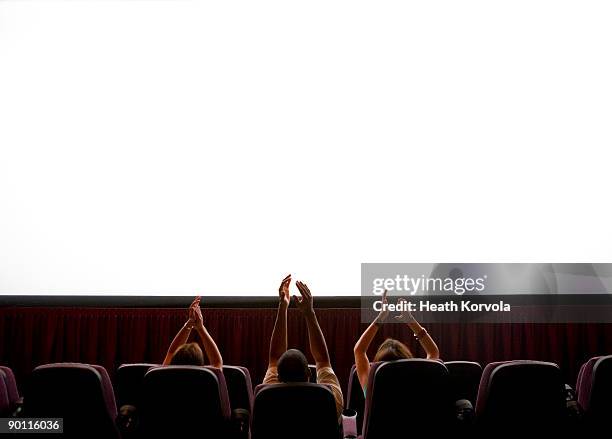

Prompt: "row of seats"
[1,356,611,438]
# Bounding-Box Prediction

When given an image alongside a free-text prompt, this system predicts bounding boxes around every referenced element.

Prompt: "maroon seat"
[308,364,317,383]
[0,369,10,416]
[140,365,232,439]
[476,360,566,434]
[445,361,482,406]
[360,359,454,438]
[576,356,601,410]
[0,366,20,408]
[24,362,120,439]
[576,355,612,430]
[219,365,253,413]
[345,364,365,435]
[252,382,339,439]
[115,363,158,408]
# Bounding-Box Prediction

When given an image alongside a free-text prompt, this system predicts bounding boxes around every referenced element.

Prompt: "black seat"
[361,359,454,438]
[445,361,482,405]
[577,354,612,431]
[345,364,365,435]
[23,363,120,439]
[0,366,20,416]
[476,360,566,435]
[251,382,339,439]
[308,364,317,383]
[115,363,157,408]
[0,369,10,417]
[219,366,253,413]
[139,365,232,439]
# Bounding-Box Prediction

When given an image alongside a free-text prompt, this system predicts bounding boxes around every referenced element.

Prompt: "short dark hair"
[277,349,310,382]
[170,342,205,366]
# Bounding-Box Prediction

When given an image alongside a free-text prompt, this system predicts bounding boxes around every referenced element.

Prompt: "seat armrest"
[116,404,139,438]
[455,399,475,423]
[564,383,583,420]
[230,408,250,439]
[564,383,577,402]
[11,397,24,417]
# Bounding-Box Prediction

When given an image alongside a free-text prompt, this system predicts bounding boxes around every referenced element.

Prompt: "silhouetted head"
[373,338,413,362]
[277,349,311,382]
[170,342,205,366]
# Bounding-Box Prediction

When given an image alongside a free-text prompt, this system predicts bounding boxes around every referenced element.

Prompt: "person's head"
[277,349,311,382]
[170,342,205,366]
[373,338,413,362]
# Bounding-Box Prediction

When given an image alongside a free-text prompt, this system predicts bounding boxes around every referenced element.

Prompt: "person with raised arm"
[263,275,344,418]
[353,291,439,394]
[162,296,223,368]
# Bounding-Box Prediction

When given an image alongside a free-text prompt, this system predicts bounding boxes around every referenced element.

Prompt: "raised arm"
[162,296,199,365]
[192,299,223,368]
[268,274,291,368]
[354,290,389,390]
[294,281,330,369]
[396,299,439,360]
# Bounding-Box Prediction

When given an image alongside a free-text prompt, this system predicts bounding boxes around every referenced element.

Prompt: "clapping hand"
[375,289,390,324]
[394,298,415,323]
[294,281,314,316]
[188,296,200,324]
[279,274,291,306]
[188,296,203,328]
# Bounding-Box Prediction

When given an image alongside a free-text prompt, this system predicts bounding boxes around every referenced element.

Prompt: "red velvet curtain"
[1,306,611,392]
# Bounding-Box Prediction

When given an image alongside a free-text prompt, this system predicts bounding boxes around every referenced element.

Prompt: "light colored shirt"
[263,365,344,418]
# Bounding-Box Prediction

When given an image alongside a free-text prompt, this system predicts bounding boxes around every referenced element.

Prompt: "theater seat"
[308,364,317,383]
[115,363,157,408]
[251,382,339,439]
[217,365,253,413]
[361,359,454,438]
[0,366,20,416]
[476,360,566,434]
[23,363,120,439]
[345,364,365,435]
[0,370,10,417]
[576,356,597,403]
[139,365,232,439]
[445,361,482,406]
[217,366,253,436]
[577,354,612,430]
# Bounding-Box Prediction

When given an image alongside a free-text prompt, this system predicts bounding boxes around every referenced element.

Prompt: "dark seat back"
[140,366,231,439]
[308,364,317,383]
[251,382,339,439]
[445,361,482,405]
[24,363,119,439]
[476,360,566,434]
[218,365,253,412]
[115,363,157,408]
[362,359,453,438]
[0,369,10,416]
[345,364,365,435]
[577,355,612,429]
[0,366,19,411]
